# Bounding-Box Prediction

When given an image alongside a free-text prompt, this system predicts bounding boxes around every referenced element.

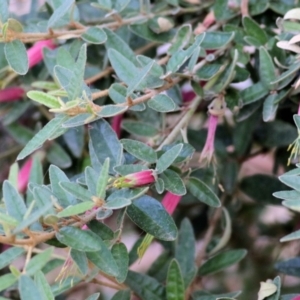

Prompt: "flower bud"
[27,40,56,68]
[113,170,156,188]
[0,87,25,102]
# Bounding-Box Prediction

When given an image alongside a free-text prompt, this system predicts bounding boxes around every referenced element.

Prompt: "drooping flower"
[0,87,25,102]
[18,158,33,193]
[199,114,218,166]
[27,40,56,68]
[138,192,182,258]
[161,192,182,215]
[113,170,156,188]
[111,114,123,138]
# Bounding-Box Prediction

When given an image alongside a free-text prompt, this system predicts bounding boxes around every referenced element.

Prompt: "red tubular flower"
[0,87,25,102]
[114,170,156,188]
[161,192,182,215]
[199,114,218,165]
[27,40,56,68]
[111,114,123,138]
[18,158,33,193]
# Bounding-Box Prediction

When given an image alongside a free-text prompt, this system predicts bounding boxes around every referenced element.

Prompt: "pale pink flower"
[199,114,218,166]
[114,170,156,188]
[27,40,56,68]
[0,87,25,102]
[161,192,182,215]
[18,158,33,193]
[111,114,123,138]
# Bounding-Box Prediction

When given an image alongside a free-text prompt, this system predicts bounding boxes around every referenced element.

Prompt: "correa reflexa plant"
[3,0,300,299]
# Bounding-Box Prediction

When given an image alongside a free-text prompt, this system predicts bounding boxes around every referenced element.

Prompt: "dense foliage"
[2,0,300,299]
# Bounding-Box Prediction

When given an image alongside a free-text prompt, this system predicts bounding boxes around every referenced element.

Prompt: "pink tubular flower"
[113,170,156,188]
[199,114,218,165]
[18,158,33,193]
[0,87,25,102]
[161,192,182,215]
[27,40,56,68]
[111,114,123,138]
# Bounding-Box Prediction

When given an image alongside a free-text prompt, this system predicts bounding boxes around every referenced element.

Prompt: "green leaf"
[186,177,221,207]
[27,91,61,109]
[175,219,196,287]
[122,120,159,137]
[243,16,268,45]
[280,229,300,242]
[127,61,154,95]
[241,175,285,204]
[56,226,104,251]
[130,22,174,43]
[57,201,95,218]
[0,0,9,23]
[156,144,183,174]
[125,271,165,300]
[0,247,25,270]
[168,24,191,54]
[67,43,87,100]
[60,182,93,202]
[160,169,186,196]
[34,271,54,300]
[47,142,72,169]
[51,276,81,296]
[25,248,53,276]
[88,220,114,240]
[81,27,107,44]
[70,249,88,275]
[107,49,137,85]
[166,259,185,300]
[107,187,149,202]
[0,273,17,292]
[111,290,131,300]
[104,198,131,209]
[96,157,110,199]
[62,113,96,128]
[17,115,68,160]
[148,94,176,112]
[213,0,235,21]
[198,249,247,276]
[0,211,18,227]
[266,276,281,300]
[275,257,300,277]
[19,275,42,300]
[4,40,28,75]
[259,47,276,90]
[85,293,101,300]
[86,248,119,277]
[103,28,136,64]
[114,165,148,176]
[196,64,223,81]
[89,119,123,173]
[273,190,300,201]
[263,93,278,122]
[127,195,177,241]
[47,0,74,29]
[3,180,27,222]
[121,139,157,163]
[49,165,77,207]
[12,201,54,234]
[241,82,269,105]
[97,105,128,118]
[111,243,129,283]
[199,31,235,49]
